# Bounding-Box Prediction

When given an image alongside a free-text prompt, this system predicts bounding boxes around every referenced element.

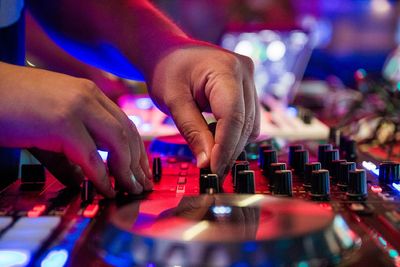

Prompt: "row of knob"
[260,143,368,200]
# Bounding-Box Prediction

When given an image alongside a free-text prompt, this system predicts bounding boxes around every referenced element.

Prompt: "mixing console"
[1,134,400,267]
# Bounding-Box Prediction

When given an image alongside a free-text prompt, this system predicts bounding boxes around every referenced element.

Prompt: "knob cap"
[342,139,357,161]
[304,162,321,188]
[310,170,330,200]
[337,162,356,189]
[262,150,277,177]
[330,159,347,183]
[347,169,367,200]
[152,157,162,183]
[274,170,293,197]
[232,161,249,188]
[200,174,219,194]
[293,150,309,177]
[323,149,339,170]
[379,162,400,184]
[318,144,333,168]
[236,170,255,194]
[269,163,286,188]
[258,144,274,167]
[288,145,303,168]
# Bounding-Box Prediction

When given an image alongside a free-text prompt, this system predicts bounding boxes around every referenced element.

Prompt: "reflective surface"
[97,194,360,266]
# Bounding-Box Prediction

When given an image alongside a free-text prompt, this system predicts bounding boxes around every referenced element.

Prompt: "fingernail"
[130,172,143,194]
[217,163,227,178]
[196,151,208,168]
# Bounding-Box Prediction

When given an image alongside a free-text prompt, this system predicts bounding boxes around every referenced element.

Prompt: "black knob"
[236,170,255,194]
[323,149,339,170]
[21,164,46,185]
[347,169,368,200]
[342,139,357,162]
[310,170,330,200]
[337,162,356,189]
[259,144,274,167]
[274,170,293,197]
[304,162,321,188]
[269,163,286,188]
[318,144,333,168]
[200,174,219,194]
[262,150,277,177]
[379,162,400,184]
[288,144,303,168]
[232,161,249,188]
[330,159,346,183]
[328,127,340,147]
[152,157,162,183]
[293,150,309,177]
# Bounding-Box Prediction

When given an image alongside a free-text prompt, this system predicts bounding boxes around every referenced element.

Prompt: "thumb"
[168,96,214,168]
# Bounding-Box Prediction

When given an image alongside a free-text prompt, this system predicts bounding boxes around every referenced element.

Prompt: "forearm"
[27,0,199,79]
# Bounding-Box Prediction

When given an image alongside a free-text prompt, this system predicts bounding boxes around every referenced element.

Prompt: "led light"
[212,206,232,215]
[135,98,153,110]
[83,204,99,218]
[98,150,108,161]
[0,250,30,267]
[362,161,379,176]
[392,183,400,192]
[234,40,254,58]
[41,249,69,267]
[371,185,382,194]
[266,40,286,62]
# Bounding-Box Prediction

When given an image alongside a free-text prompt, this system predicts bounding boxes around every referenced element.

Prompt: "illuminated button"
[0,249,31,267]
[177,176,186,184]
[13,217,61,230]
[176,185,185,194]
[179,171,188,176]
[371,185,383,194]
[350,203,365,211]
[180,163,189,170]
[0,217,12,232]
[83,204,99,218]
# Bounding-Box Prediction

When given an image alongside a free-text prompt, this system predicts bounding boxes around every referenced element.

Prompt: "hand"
[0,62,152,197]
[148,44,260,180]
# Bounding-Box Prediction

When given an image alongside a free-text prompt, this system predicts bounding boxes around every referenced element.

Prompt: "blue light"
[135,98,154,110]
[98,150,108,161]
[41,249,69,267]
[212,206,232,215]
[392,183,400,192]
[287,106,298,117]
[0,250,30,267]
[362,161,379,176]
[389,249,399,258]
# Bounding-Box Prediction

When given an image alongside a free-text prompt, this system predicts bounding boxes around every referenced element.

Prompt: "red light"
[28,210,42,217]
[319,203,332,211]
[33,204,46,212]
[83,204,99,218]
[371,185,383,194]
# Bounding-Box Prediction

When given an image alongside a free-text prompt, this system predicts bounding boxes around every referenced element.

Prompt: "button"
[177,176,186,184]
[232,161,249,188]
[371,185,382,194]
[199,174,219,194]
[180,163,189,170]
[13,217,60,229]
[83,204,99,218]
[153,157,162,183]
[179,171,188,176]
[0,217,12,232]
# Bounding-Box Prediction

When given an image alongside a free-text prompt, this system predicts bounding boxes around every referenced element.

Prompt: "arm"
[27,0,260,179]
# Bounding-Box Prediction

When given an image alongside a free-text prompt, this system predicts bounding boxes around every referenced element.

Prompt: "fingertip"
[196,151,209,168]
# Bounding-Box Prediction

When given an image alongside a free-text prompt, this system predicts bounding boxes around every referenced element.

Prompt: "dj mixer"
[1,132,400,267]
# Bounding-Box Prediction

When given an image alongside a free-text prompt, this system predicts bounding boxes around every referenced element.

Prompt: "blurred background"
[25,0,400,158]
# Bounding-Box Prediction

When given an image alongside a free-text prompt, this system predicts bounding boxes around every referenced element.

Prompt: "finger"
[207,74,245,178]
[96,92,152,190]
[29,148,84,187]
[61,122,114,198]
[80,99,142,194]
[229,79,256,164]
[167,93,214,169]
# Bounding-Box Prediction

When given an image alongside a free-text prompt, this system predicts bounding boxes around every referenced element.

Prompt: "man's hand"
[0,62,152,197]
[148,45,260,180]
